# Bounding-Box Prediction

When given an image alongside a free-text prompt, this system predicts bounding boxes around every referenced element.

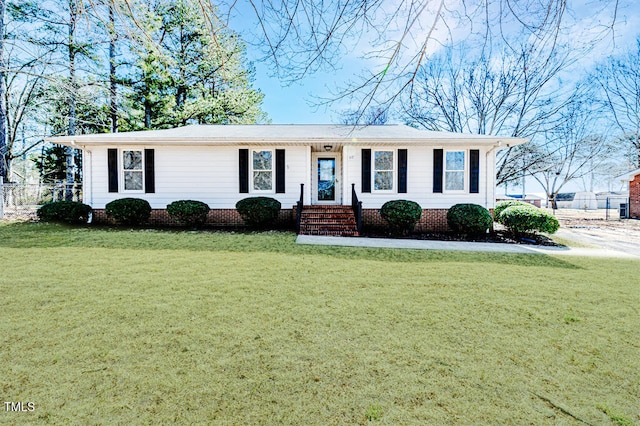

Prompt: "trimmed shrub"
[494,200,535,219]
[167,200,210,227]
[447,203,493,235]
[37,201,92,224]
[380,200,422,234]
[499,205,560,235]
[235,197,281,228]
[105,198,152,226]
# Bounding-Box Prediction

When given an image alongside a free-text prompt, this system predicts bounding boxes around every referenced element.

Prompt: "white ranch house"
[47,124,526,235]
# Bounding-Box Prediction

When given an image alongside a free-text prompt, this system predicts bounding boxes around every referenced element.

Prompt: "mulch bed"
[362,229,561,246]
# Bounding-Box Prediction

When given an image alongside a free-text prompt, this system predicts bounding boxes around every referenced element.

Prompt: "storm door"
[312,153,341,204]
[317,158,336,201]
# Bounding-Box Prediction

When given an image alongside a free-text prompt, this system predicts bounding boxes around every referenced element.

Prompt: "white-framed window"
[373,150,394,191]
[251,149,273,192]
[444,150,465,191]
[122,149,144,191]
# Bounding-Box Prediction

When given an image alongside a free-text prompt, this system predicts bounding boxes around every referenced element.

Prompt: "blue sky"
[252,73,335,124]
[233,1,640,126]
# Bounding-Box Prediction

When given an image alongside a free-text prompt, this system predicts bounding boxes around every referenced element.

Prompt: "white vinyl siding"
[344,145,492,209]
[90,146,308,209]
[87,143,495,211]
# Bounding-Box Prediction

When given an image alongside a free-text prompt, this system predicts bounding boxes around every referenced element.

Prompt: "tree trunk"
[0,0,7,181]
[66,0,77,201]
[109,4,117,133]
[144,100,151,129]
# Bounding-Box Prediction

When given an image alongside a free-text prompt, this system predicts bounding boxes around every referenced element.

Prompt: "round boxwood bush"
[105,198,152,226]
[167,200,210,227]
[499,205,560,235]
[235,197,281,228]
[380,200,422,234]
[37,200,92,224]
[447,203,493,235]
[494,200,535,219]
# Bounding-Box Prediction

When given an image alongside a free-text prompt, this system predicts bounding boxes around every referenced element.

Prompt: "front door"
[313,153,341,204]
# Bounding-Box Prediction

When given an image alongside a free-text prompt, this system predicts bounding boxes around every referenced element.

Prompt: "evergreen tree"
[122,0,266,130]
[33,144,68,185]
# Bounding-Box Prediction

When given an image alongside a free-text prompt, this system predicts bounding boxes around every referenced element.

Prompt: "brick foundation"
[91,208,295,229]
[90,206,459,232]
[630,174,640,219]
[363,208,450,232]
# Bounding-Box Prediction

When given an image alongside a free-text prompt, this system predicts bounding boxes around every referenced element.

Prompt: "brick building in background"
[630,171,640,219]
[620,169,640,219]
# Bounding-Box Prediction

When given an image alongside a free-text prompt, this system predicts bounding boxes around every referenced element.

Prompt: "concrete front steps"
[298,205,359,237]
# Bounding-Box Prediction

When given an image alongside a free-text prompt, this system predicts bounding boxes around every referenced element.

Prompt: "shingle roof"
[46,124,527,147]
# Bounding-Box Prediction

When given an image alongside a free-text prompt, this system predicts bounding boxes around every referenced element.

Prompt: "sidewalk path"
[296,235,639,258]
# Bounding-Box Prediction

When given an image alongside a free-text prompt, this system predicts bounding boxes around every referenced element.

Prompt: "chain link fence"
[0,180,83,219]
[603,196,631,220]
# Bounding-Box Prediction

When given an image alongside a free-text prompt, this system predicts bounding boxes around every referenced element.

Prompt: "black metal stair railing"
[296,183,304,233]
[351,183,363,235]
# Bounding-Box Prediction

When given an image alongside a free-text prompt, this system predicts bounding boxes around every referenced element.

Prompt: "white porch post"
[83,148,92,206]
[305,146,312,205]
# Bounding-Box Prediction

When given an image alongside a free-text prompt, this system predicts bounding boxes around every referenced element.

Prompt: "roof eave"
[616,168,640,182]
[45,136,528,148]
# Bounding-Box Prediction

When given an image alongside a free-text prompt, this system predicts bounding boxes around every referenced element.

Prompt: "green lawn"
[1,223,638,425]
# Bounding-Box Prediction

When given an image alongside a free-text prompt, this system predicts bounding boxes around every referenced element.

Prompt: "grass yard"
[1,222,639,425]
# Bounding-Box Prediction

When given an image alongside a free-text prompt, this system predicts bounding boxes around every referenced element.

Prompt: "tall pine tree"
[122,0,266,130]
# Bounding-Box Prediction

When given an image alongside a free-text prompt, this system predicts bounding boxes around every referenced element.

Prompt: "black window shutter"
[275,149,285,193]
[361,149,371,193]
[433,149,443,193]
[144,149,155,193]
[398,149,408,193]
[108,148,118,193]
[239,149,249,193]
[470,149,480,194]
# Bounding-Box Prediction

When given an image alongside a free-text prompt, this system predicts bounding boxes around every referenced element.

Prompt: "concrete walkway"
[296,235,639,258]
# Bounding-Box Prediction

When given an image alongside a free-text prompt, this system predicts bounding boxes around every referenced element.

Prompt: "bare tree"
[529,98,614,209]
[96,0,620,122]
[107,1,118,132]
[1,0,622,163]
[0,0,7,180]
[595,37,640,167]
[11,0,102,197]
[0,2,60,180]
[3,57,49,179]
[404,37,581,185]
[341,106,388,125]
